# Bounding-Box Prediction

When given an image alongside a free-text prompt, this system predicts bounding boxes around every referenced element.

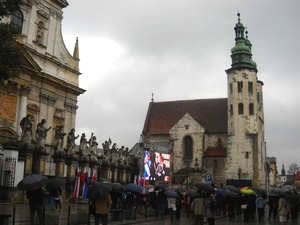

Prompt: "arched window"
[184,136,193,158]
[10,10,23,34]
[249,103,254,115]
[248,81,253,93]
[238,103,244,115]
[238,81,243,93]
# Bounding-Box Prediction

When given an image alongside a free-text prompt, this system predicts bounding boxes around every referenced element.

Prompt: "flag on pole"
[82,170,89,198]
[73,166,81,198]
[91,168,96,182]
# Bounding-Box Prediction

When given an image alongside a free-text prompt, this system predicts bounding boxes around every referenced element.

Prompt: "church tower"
[225,13,267,188]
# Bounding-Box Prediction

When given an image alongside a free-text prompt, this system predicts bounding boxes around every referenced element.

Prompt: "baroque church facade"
[0,0,85,190]
[139,14,267,189]
[1,1,138,200]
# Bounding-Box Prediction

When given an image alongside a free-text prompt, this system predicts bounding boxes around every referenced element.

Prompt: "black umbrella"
[112,183,125,193]
[282,185,296,191]
[186,190,198,198]
[164,190,179,198]
[17,174,48,191]
[249,186,261,194]
[154,184,165,192]
[89,183,111,200]
[224,185,237,192]
[101,182,125,193]
[225,190,240,198]
[174,187,187,194]
[125,183,143,194]
[268,188,288,197]
[194,183,214,193]
[45,177,65,191]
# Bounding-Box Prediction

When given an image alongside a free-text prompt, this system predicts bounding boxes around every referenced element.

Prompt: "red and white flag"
[73,166,81,198]
[91,168,96,182]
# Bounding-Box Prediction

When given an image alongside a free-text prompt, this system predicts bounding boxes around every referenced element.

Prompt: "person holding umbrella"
[190,191,205,225]
[50,187,62,211]
[17,174,48,225]
[95,193,112,225]
[26,188,45,225]
[167,196,177,221]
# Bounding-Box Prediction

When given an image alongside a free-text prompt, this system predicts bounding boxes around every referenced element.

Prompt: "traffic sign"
[205,174,212,182]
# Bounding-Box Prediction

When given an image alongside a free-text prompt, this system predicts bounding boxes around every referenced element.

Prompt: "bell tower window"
[248,81,253,93]
[238,81,243,93]
[230,104,233,116]
[249,103,254,115]
[238,103,244,114]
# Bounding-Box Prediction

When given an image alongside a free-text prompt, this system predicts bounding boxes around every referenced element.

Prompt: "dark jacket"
[26,188,44,205]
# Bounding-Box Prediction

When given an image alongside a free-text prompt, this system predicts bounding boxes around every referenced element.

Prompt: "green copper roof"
[228,13,257,71]
[231,42,251,54]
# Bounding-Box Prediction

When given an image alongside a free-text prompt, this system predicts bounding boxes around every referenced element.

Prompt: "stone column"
[66,155,78,200]
[32,151,48,175]
[53,151,66,177]
[90,161,99,181]
[17,86,31,136]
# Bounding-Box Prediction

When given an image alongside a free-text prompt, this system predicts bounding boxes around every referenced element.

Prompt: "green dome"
[250,59,257,68]
[236,21,244,28]
[231,42,251,54]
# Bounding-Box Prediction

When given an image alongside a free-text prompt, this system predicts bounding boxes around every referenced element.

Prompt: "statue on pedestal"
[66,128,79,155]
[54,125,66,152]
[79,133,88,158]
[20,114,34,145]
[88,133,98,162]
[36,119,51,151]
[102,138,112,164]
[110,143,118,163]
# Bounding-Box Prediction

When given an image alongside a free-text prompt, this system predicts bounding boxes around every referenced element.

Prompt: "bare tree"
[287,163,298,175]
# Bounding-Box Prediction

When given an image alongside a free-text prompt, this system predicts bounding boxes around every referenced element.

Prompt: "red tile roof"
[142,98,228,135]
[295,171,300,180]
[204,146,227,157]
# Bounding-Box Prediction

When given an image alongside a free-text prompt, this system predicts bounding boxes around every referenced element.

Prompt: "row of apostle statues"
[19,114,130,164]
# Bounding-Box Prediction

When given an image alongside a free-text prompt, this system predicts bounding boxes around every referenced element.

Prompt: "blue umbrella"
[164,190,178,198]
[215,188,225,195]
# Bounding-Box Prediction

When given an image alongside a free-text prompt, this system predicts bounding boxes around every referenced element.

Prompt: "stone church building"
[139,13,267,189]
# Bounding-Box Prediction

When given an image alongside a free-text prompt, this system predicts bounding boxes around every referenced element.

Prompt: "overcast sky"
[61,0,300,172]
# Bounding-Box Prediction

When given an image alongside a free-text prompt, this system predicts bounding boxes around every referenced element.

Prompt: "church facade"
[140,14,267,189]
[0,0,85,190]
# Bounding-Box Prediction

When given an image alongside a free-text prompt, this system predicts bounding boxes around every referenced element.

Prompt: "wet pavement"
[1,202,299,225]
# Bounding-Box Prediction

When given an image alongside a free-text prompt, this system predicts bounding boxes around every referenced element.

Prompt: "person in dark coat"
[204,193,216,225]
[241,194,250,222]
[50,187,62,211]
[226,195,235,220]
[175,192,183,220]
[26,188,45,225]
[155,191,166,218]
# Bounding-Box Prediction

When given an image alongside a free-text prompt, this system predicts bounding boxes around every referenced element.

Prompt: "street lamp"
[183,157,192,190]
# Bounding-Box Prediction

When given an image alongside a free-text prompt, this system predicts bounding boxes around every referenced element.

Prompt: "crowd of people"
[91,185,300,225]
[24,183,300,225]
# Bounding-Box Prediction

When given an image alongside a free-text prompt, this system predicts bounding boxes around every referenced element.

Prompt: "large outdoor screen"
[144,150,170,182]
